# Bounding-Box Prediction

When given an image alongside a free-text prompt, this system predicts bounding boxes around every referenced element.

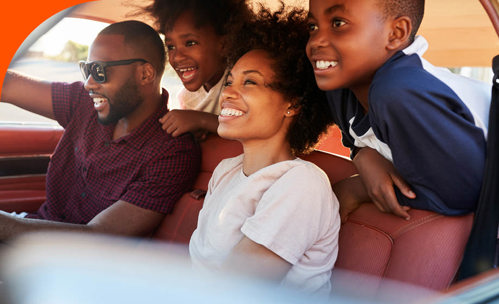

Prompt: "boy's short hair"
[99,20,166,75]
[224,4,332,155]
[379,0,425,41]
[144,0,251,36]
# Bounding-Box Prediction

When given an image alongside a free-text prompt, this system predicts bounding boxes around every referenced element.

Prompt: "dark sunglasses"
[79,59,147,83]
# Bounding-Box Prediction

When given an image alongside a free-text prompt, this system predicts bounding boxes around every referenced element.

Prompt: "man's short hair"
[379,0,425,41]
[99,20,166,75]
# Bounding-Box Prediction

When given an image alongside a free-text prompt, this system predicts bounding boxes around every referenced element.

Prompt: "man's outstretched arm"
[1,70,55,120]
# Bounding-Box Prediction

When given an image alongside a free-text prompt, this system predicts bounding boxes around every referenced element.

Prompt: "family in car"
[0,0,492,294]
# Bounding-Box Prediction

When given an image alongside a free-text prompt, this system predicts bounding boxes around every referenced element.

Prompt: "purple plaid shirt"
[27,82,200,224]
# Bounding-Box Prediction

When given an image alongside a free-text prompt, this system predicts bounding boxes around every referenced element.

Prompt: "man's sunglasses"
[79,59,147,83]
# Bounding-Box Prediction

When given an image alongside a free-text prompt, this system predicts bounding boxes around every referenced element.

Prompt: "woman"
[189,6,340,294]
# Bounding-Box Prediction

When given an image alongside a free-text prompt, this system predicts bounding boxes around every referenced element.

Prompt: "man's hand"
[353,147,415,220]
[159,109,218,138]
[0,200,165,242]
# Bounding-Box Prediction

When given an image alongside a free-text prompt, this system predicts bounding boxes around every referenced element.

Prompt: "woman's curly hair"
[224,3,333,155]
[142,0,251,36]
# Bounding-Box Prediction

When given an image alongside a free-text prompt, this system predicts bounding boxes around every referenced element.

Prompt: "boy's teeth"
[316,60,338,70]
[220,108,244,117]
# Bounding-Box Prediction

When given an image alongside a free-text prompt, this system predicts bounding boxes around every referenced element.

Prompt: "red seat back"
[152,135,243,242]
[333,204,473,295]
[152,135,357,242]
[153,134,473,293]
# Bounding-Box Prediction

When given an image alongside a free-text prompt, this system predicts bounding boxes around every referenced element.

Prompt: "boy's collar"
[402,35,428,57]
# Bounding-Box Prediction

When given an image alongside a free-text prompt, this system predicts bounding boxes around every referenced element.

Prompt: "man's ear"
[138,62,156,85]
[387,16,412,51]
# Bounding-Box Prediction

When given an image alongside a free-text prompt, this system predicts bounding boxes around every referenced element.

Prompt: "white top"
[177,70,227,115]
[189,155,340,294]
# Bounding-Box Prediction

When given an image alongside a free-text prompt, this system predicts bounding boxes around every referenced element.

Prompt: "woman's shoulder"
[212,154,244,176]
[273,158,332,188]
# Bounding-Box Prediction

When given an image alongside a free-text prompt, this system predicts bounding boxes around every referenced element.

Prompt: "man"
[0,20,200,240]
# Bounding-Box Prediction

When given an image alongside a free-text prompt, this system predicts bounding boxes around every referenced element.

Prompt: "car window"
[0,16,183,126]
[0,14,493,127]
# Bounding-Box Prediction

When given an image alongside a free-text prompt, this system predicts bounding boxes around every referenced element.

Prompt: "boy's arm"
[352,147,414,220]
[333,174,371,223]
[1,70,55,120]
[159,109,218,137]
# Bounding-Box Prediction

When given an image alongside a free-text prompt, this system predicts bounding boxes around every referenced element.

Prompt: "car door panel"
[0,125,62,212]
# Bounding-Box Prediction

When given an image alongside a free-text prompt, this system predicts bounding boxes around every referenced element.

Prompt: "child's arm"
[353,147,414,220]
[159,109,219,137]
[332,174,370,223]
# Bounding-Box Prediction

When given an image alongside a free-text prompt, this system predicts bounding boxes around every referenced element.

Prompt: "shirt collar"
[402,35,428,57]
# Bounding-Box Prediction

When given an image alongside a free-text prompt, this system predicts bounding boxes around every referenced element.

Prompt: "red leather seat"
[153,133,473,294]
[151,134,357,242]
[152,135,243,243]
[333,204,473,296]
[2,129,473,293]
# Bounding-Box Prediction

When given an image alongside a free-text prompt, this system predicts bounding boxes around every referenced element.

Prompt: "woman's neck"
[241,139,294,176]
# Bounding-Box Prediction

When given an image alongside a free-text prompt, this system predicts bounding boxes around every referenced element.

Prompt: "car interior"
[0,0,498,302]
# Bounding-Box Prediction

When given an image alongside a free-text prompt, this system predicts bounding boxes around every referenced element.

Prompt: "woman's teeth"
[220,108,244,117]
[316,60,338,70]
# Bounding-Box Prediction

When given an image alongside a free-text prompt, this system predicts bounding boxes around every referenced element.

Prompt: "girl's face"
[218,49,294,144]
[164,11,226,92]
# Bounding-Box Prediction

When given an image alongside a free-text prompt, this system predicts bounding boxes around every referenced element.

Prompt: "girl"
[145,0,251,138]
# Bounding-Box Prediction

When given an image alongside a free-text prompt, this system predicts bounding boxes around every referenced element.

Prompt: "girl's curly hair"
[224,3,333,155]
[142,0,251,35]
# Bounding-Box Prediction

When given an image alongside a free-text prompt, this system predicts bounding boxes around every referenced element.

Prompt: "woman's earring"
[286,110,291,115]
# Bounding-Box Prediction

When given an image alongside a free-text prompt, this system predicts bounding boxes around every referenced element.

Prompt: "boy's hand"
[353,147,415,220]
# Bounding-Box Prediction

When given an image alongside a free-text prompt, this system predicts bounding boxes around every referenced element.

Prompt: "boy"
[306,0,491,220]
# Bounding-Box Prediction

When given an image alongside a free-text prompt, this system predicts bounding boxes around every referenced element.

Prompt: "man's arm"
[1,70,55,119]
[0,200,165,241]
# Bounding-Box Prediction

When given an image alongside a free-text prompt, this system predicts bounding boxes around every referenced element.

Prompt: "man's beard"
[98,78,142,125]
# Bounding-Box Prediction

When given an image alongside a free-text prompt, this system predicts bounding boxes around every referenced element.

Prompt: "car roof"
[69,0,498,67]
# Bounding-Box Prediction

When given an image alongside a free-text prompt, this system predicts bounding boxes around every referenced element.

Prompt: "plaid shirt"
[27,82,200,224]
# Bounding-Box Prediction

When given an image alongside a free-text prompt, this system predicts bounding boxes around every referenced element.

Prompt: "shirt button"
[81,192,86,198]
